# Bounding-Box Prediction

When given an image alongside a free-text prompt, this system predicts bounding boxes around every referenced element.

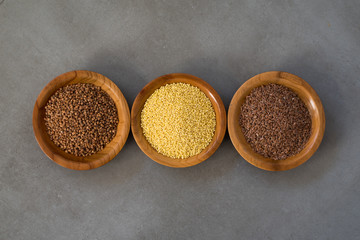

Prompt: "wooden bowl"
[33,70,130,170]
[228,71,325,171]
[131,73,226,168]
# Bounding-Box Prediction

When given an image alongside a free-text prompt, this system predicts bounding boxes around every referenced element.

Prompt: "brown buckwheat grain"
[44,83,119,157]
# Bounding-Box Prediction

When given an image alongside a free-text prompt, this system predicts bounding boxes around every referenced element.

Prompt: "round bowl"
[228,71,325,171]
[131,73,226,168]
[33,70,130,170]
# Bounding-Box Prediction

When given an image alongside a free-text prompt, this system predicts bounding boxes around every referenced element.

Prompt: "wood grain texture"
[228,71,325,171]
[33,70,130,170]
[131,73,226,168]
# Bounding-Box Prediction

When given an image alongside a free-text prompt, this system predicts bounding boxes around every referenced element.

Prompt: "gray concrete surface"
[1,0,360,239]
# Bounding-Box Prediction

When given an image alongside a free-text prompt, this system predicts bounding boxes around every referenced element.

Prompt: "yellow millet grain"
[141,83,216,159]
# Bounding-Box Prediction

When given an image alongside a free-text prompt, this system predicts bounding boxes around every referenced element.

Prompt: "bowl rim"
[131,73,227,168]
[33,70,130,170]
[228,71,325,171]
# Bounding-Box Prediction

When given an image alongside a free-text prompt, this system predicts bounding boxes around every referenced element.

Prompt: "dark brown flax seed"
[239,84,311,160]
[44,83,119,157]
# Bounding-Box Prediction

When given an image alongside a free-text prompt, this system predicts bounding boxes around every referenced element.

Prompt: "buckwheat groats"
[44,83,119,157]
